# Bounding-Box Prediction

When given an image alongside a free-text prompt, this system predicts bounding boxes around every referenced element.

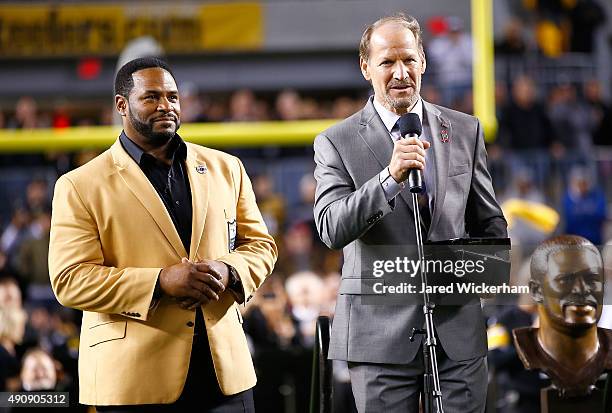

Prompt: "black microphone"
[398,113,424,193]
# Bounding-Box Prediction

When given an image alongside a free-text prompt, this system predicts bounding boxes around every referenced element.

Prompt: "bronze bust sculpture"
[513,235,612,398]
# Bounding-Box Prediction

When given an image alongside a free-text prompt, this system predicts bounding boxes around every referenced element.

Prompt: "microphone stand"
[408,182,444,413]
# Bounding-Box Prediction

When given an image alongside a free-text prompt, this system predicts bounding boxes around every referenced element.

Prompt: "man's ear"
[115,95,128,117]
[360,57,371,82]
[420,53,427,75]
[529,280,544,304]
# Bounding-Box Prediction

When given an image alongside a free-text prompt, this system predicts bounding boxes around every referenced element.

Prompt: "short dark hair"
[359,13,424,62]
[114,57,176,98]
[530,235,602,283]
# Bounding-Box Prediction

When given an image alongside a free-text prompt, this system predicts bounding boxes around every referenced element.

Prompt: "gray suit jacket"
[313,98,507,364]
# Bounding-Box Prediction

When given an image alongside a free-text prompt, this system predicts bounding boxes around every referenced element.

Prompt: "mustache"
[560,296,599,308]
[152,113,178,122]
[387,80,414,89]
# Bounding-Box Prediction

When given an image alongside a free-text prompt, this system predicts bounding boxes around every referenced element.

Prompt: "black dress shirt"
[120,132,244,304]
[119,132,212,337]
[120,131,192,253]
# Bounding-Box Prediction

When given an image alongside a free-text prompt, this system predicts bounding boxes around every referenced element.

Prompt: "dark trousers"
[97,308,255,413]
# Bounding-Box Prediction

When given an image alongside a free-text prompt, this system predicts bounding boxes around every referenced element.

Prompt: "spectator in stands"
[568,0,606,53]
[0,304,27,391]
[502,168,546,204]
[228,89,259,121]
[9,97,38,129]
[299,97,323,119]
[51,100,71,129]
[498,75,557,152]
[0,207,32,271]
[487,294,544,413]
[581,79,612,146]
[0,276,21,308]
[331,97,358,119]
[285,271,325,348]
[244,277,295,349]
[25,178,50,217]
[547,82,593,160]
[427,16,473,108]
[26,305,53,348]
[18,209,53,304]
[530,0,570,57]
[275,89,302,120]
[595,109,612,146]
[285,271,325,411]
[252,174,286,240]
[254,99,271,121]
[242,277,298,412]
[535,19,565,57]
[562,166,607,245]
[175,82,203,123]
[287,173,317,228]
[19,348,57,391]
[24,305,82,407]
[495,18,529,56]
[200,97,228,122]
[12,348,71,412]
[277,222,318,275]
[492,76,563,187]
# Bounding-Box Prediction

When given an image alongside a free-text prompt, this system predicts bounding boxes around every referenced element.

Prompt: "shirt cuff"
[379,167,405,203]
[149,270,163,310]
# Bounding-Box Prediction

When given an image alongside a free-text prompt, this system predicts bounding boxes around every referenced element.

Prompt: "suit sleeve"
[49,175,160,321]
[313,133,394,250]
[216,158,278,304]
[465,120,508,238]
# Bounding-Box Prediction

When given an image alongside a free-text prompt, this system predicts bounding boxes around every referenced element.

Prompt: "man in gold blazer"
[48,57,277,412]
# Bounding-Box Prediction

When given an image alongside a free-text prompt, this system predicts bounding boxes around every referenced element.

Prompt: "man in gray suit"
[313,14,507,412]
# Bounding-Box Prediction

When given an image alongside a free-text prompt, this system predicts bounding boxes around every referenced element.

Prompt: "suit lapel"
[184,147,209,260]
[358,99,394,170]
[424,101,451,237]
[357,99,417,216]
[111,140,187,259]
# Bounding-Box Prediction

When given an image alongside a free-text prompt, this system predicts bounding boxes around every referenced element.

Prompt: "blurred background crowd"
[0,0,611,412]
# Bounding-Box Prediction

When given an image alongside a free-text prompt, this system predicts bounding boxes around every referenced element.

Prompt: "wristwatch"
[226,264,245,303]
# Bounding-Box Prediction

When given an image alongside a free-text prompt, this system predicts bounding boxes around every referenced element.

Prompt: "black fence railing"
[309,316,333,413]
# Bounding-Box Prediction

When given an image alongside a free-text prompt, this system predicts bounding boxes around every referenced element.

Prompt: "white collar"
[372,96,423,133]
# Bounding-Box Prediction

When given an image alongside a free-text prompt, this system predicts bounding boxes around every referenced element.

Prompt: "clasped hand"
[159,258,229,310]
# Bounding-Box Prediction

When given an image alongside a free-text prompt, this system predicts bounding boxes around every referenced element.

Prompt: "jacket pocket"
[88,321,127,347]
[448,163,470,177]
[338,278,382,295]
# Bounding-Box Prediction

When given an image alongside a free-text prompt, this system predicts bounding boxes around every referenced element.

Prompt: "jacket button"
[186,321,194,327]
